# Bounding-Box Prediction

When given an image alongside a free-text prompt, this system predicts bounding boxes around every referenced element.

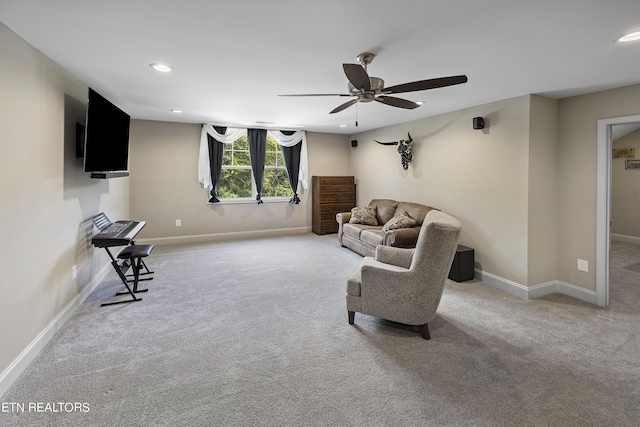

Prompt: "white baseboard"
[0,263,111,397]
[611,233,640,245]
[474,269,530,299]
[135,226,312,246]
[474,269,597,305]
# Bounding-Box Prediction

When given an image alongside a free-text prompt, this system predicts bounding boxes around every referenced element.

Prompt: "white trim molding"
[611,233,640,245]
[136,227,312,246]
[474,269,530,299]
[596,114,640,308]
[474,269,597,305]
[0,263,111,397]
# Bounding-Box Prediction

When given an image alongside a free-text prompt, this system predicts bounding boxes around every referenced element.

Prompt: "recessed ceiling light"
[171,109,183,113]
[617,31,640,42]
[339,124,348,128]
[149,63,174,72]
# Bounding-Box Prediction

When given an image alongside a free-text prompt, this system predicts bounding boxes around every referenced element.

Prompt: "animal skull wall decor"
[374,132,414,170]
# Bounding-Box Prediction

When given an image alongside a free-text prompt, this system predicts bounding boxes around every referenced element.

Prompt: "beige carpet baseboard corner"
[474,269,597,305]
[135,227,312,246]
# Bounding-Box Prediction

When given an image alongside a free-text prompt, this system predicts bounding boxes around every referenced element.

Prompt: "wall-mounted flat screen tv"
[83,88,130,174]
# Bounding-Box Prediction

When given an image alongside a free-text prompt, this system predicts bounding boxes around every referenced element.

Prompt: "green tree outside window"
[218,136,293,199]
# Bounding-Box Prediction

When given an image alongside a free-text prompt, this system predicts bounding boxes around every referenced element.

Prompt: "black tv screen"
[83,88,130,173]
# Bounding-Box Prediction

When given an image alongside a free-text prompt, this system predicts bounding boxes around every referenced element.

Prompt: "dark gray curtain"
[207,126,227,203]
[248,128,267,204]
[281,135,302,204]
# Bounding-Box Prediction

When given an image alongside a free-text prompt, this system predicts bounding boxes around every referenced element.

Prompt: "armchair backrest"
[411,210,461,271]
[410,210,462,313]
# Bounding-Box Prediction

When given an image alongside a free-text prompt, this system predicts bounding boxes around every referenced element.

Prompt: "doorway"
[596,114,640,307]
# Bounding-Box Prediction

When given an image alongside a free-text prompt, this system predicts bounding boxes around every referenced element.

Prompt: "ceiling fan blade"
[384,75,468,94]
[279,93,352,97]
[329,99,359,114]
[375,96,421,110]
[343,64,371,91]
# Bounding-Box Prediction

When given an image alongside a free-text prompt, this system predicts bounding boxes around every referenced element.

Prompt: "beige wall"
[557,83,640,291]
[350,95,533,285]
[527,95,559,285]
[0,22,129,382]
[128,120,351,242]
[611,129,640,238]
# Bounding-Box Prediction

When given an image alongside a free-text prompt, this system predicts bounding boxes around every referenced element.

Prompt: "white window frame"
[218,136,291,203]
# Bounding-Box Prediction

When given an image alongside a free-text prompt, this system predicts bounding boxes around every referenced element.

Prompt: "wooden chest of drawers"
[312,176,356,235]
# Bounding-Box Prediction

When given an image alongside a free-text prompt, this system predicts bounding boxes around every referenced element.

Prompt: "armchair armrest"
[360,260,424,323]
[375,245,414,269]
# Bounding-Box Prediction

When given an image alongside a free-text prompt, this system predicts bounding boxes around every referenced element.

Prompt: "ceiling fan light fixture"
[149,63,174,72]
[280,52,467,115]
[617,31,640,42]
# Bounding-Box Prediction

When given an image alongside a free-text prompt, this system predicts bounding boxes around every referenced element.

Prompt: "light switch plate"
[577,259,588,272]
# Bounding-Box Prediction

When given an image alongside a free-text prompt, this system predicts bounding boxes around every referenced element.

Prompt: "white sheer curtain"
[198,125,247,195]
[266,130,308,191]
[199,125,308,197]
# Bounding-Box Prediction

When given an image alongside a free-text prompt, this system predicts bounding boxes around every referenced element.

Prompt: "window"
[218,136,292,200]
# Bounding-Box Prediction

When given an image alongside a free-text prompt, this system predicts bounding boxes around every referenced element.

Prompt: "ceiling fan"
[279,53,468,114]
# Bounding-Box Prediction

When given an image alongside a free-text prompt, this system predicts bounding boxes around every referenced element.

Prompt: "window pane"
[234,150,250,166]
[235,136,249,150]
[263,168,293,197]
[265,150,276,166]
[218,168,252,198]
[216,135,294,200]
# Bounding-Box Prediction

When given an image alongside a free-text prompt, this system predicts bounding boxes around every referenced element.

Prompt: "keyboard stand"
[91,214,152,306]
[100,247,142,307]
[124,239,154,282]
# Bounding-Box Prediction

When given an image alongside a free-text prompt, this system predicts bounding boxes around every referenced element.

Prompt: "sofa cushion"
[395,202,434,225]
[343,223,379,239]
[349,206,378,225]
[382,211,417,232]
[360,229,385,247]
[368,199,399,225]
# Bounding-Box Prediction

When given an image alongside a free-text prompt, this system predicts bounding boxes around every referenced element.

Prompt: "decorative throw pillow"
[349,206,378,225]
[382,211,417,232]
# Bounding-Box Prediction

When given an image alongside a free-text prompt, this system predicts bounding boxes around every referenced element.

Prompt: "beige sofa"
[336,199,436,257]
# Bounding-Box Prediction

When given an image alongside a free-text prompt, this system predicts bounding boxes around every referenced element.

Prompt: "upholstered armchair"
[346,210,462,339]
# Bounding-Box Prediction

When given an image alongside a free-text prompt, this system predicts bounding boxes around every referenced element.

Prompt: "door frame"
[596,114,640,307]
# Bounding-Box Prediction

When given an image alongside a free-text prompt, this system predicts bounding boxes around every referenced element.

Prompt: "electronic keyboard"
[91,213,146,247]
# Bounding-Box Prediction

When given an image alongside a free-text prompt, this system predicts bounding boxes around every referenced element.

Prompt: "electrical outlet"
[176,219,182,227]
[577,259,588,272]
[72,265,77,280]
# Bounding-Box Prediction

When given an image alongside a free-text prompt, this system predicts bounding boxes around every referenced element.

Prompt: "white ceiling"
[2,0,640,134]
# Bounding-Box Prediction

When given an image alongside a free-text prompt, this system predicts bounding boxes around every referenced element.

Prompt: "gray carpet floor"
[2,234,640,427]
